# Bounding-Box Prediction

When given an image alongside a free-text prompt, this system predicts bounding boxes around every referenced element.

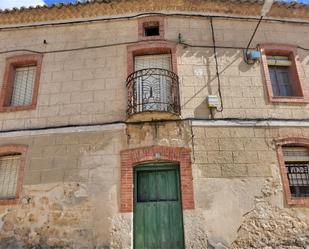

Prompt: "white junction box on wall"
[207,95,219,108]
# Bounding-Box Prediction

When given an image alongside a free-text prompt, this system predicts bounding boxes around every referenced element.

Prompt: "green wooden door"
[134,164,184,249]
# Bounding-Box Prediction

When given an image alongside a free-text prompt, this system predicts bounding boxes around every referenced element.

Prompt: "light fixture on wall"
[178,33,184,44]
[154,152,161,160]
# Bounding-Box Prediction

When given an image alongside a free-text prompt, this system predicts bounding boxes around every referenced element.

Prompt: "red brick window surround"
[0,54,43,112]
[0,144,27,205]
[138,16,164,41]
[260,43,308,103]
[120,146,194,212]
[276,137,309,206]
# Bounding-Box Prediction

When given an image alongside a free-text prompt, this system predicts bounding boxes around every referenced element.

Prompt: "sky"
[0,0,81,9]
[0,0,308,9]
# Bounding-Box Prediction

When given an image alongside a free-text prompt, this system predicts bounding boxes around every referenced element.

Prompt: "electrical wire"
[1,12,309,31]
[0,40,308,56]
[297,45,309,51]
[189,120,196,162]
[0,40,259,55]
[244,16,264,65]
[179,42,256,50]
[0,117,308,134]
[209,17,223,112]
[245,16,264,54]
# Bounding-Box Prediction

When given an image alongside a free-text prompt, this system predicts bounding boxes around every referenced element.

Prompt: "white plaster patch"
[195,178,266,247]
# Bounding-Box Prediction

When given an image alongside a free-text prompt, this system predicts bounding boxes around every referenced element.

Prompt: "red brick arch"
[120,146,194,212]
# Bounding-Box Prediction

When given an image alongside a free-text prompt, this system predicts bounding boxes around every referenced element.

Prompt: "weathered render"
[0,0,308,248]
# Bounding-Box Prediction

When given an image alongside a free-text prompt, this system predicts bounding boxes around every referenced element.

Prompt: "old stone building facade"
[0,0,308,248]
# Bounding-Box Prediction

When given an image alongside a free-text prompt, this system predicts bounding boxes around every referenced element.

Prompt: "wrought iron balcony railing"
[126,68,180,116]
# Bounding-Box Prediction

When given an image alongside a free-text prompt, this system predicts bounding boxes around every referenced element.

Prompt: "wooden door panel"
[134,164,184,249]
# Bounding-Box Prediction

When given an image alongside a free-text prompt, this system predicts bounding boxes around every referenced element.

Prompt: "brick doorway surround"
[120,146,194,212]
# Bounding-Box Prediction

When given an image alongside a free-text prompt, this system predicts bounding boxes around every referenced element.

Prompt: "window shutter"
[10,66,36,106]
[0,155,20,199]
[283,147,309,162]
[267,56,291,66]
[134,54,171,71]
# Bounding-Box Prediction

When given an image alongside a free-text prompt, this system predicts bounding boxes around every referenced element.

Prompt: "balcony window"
[126,54,180,116]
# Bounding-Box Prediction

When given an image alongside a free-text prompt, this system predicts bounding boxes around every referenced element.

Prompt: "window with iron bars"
[0,154,21,200]
[10,66,36,107]
[282,146,309,198]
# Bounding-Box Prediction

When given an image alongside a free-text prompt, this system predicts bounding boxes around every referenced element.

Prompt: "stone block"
[61,81,82,92]
[219,138,244,151]
[229,128,254,138]
[193,151,208,164]
[247,163,272,177]
[43,145,69,157]
[52,71,73,82]
[221,163,248,177]
[71,91,94,103]
[73,70,94,81]
[53,157,79,169]
[49,93,71,105]
[205,128,231,138]
[41,169,65,183]
[207,151,233,164]
[194,138,219,151]
[242,138,268,151]
[257,151,277,164]
[200,163,222,178]
[58,104,80,116]
[233,151,258,163]
[82,79,105,91]
[23,170,41,185]
[38,106,59,118]
[64,169,89,182]
[3,119,25,130]
[30,158,53,170]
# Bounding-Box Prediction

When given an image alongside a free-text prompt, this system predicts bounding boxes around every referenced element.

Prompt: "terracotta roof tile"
[0,0,307,25]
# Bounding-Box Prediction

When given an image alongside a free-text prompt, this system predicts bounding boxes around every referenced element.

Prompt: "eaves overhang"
[0,0,308,26]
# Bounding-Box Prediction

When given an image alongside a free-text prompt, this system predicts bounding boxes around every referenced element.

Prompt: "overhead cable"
[210,17,223,113]
[1,12,309,31]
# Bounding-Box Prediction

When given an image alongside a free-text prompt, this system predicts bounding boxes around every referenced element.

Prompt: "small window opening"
[144,22,160,37]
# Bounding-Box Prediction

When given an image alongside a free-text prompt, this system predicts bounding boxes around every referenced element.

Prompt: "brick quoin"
[120,146,194,212]
[0,144,28,205]
[276,137,309,206]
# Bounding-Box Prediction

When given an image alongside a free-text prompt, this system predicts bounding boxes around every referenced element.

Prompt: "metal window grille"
[283,146,309,197]
[134,54,172,112]
[10,66,36,107]
[0,155,21,199]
